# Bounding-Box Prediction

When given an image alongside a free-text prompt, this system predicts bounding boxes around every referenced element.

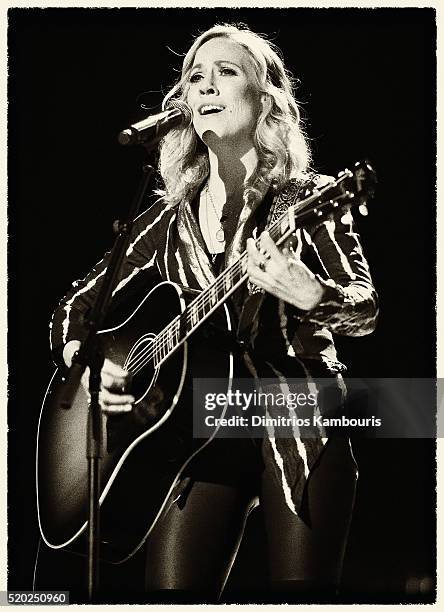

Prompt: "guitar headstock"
[291,160,377,226]
[338,160,377,216]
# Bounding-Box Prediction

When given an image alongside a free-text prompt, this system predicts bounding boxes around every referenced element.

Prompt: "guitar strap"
[236,175,312,347]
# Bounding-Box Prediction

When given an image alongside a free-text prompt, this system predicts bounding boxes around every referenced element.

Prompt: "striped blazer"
[50,174,378,515]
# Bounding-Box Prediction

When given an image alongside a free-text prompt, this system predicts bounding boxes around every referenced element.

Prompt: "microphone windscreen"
[168,99,192,126]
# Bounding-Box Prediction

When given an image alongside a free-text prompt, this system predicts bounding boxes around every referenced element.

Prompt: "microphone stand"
[58,158,155,602]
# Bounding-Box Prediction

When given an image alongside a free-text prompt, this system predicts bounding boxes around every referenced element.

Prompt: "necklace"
[206,184,225,243]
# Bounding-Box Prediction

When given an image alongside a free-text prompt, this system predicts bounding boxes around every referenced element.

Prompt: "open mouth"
[198,104,225,116]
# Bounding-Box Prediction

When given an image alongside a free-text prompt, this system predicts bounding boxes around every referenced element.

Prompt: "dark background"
[8,7,436,603]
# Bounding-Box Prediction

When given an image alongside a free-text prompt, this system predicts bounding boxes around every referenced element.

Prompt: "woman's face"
[186,36,260,150]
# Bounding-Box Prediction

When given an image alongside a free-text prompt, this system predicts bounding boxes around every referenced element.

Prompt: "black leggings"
[144,436,358,601]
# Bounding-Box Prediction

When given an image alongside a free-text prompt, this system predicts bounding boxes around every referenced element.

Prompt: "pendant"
[216,227,225,242]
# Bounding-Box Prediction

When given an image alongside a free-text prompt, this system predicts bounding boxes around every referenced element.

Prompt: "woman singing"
[49,23,378,603]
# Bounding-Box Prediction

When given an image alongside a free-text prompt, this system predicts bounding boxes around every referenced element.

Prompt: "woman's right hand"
[63,340,135,415]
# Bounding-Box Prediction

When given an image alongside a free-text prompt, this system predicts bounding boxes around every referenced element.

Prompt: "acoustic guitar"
[36,161,376,563]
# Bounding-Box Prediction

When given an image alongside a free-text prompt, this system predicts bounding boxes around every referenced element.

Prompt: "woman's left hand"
[247,231,325,311]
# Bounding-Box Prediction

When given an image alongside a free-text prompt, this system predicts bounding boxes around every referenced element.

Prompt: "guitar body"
[36,281,233,563]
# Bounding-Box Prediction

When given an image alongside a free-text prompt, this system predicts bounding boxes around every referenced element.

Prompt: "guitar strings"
[126,205,282,375]
[127,244,253,375]
[126,187,351,376]
[125,228,262,374]
[126,200,328,374]
[130,198,299,371]
[126,204,293,375]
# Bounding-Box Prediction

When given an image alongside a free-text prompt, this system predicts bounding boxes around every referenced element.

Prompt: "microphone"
[118,101,192,148]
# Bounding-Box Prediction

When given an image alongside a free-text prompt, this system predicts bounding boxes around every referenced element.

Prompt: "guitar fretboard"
[149,166,369,367]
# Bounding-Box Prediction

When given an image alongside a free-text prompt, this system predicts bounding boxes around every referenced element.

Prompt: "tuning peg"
[358,159,375,173]
[338,168,352,177]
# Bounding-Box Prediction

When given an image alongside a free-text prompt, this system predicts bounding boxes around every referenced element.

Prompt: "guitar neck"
[151,163,375,367]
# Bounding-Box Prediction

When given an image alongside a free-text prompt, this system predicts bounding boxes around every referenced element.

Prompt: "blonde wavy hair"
[158,23,311,206]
